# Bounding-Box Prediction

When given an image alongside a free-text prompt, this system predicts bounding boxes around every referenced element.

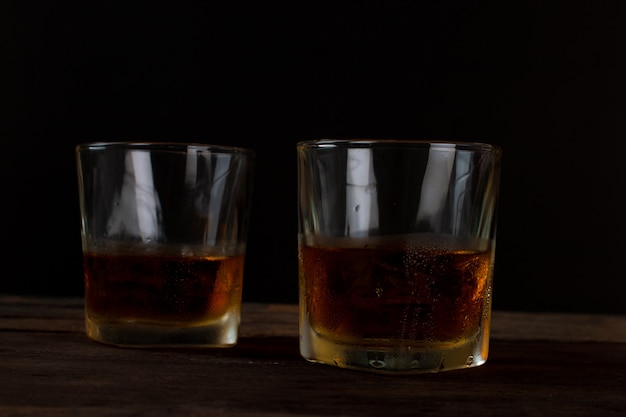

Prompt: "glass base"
[85,310,240,348]
[300,320,489,374]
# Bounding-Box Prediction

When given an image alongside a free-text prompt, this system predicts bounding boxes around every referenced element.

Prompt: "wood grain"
[1,295,625,417]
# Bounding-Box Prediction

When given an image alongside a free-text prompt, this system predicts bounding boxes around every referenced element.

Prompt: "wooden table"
[1,294,625,416]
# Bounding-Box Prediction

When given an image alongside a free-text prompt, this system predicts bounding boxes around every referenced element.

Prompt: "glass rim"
[76,141,255,156]
[297,139,501,153]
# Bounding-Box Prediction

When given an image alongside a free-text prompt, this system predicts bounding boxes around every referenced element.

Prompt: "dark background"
[2,2,625,314]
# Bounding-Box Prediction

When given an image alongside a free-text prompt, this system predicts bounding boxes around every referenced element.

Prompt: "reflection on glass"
[346,149,379,236]
[205,152,232,245]
[106,150,162,242]
[417,144,455,231]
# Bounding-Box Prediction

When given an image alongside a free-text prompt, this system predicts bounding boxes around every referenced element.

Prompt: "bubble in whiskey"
[368,359,386,369]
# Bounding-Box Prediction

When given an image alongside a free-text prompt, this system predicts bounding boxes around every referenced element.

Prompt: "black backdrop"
[3,2,625,314]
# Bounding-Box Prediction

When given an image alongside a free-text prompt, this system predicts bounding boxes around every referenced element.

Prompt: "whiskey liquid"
[82,243,245,347]
[299,235,494,373]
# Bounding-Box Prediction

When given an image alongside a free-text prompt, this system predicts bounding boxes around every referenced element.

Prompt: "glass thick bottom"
[85,309,240,348]
[300,319,489,374]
